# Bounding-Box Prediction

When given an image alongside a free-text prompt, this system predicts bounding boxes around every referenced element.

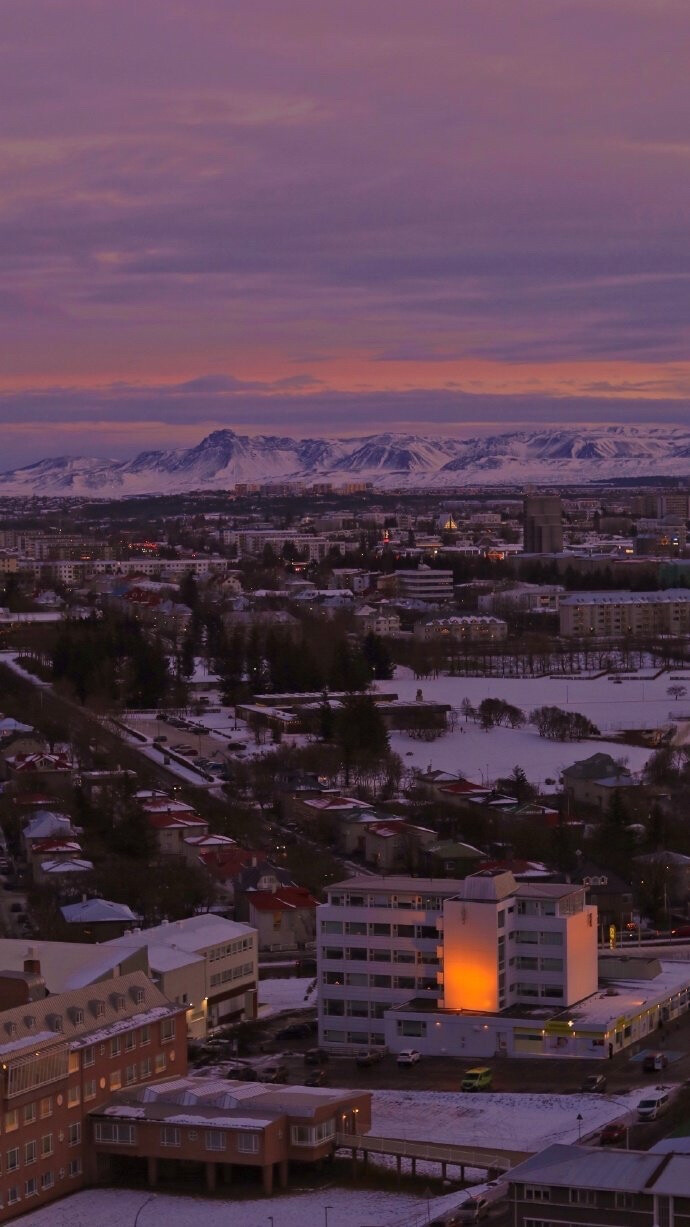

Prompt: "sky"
[1,0,689,466]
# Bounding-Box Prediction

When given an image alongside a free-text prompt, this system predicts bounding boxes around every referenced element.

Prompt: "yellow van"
[461,1066,493,1092]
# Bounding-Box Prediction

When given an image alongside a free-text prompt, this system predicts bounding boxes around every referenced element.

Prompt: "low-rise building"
[91,1076,371,1197]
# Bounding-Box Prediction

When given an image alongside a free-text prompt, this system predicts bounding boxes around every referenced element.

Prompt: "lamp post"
[576,1113,583,1141]
[268,1217,274,1227]
[325,1205,334,1227]
[134,1194,157,1227]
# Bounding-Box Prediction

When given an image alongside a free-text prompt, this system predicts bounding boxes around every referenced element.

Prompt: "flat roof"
[328,876,468,893]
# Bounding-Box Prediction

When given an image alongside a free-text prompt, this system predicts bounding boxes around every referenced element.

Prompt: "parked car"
[461,1067,493,1092]
[643,1051,668,1072]
[396,1049,421,1067]
[638,1091,671,1121]
[258,1063,288,1084]
[582,1073,607,1093]
[453,1198,491,1224]
[305,1069,328,1087]
[356,1049,385,1068]
[153,734,167,744]
[304,1048,329,1066]
[599,1121,626,1146]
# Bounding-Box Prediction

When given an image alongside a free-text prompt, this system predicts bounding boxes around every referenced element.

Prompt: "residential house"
[59,898,139,942]
[241,886,318,952]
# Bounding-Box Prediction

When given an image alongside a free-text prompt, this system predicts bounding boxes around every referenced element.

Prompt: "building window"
[68,1123,81,1147]
[24,1141,37,1166]
[615,1193,636,1210]
[160,1126,181,1147]
[569,1189,596,1206]
[68,1158,82,1177]
[140,1026,150,1046]
[290,1120,336,1146]
[140,1058,152,1079]
[41,1171,54,1191]
[524,1186,551,1201]
[155,1053,166,1073]
[23,1103,36,1125]
[205,1130,226,1152]
[41,1134,53,1158]
[109,1070,122,1091]
[68,1051,80,1074]
[84,1078,97,1101]
[125,1064,137,1086]
[82,1046,95,1067]
[397,1020,426,1038]
[110,1037,121,1057]
[6,1148,19,1173]
[236,1132,259,1153]
[7,1188,19,1205]
[161,1018,175,1043]
[39,1097,52,1118]
[68,1084,81,1106]
[94,1122,135,1145]
[24,1177,38,1198]
[125,1032,136,1051]
[5,1110,18,1133]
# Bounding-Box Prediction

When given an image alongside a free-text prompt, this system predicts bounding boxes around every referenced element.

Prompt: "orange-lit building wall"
[442,899,500,1012]
[565,905,598,1004]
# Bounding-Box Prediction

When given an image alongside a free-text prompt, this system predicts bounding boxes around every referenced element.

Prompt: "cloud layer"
[1,0,689,464]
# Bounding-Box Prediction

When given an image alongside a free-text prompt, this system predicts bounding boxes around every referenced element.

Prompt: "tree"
[667,684,687,702]
[335,693,389,786]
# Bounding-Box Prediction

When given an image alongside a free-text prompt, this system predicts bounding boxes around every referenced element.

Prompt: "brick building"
[0,967,186,1221]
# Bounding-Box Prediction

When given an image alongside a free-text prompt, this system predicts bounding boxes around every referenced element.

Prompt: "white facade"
[317,877,464,1050]
[395,568,454,602]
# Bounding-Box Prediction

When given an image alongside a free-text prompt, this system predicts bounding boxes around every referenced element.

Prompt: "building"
[414,615,508,642]
[317,871,690,1060]
[91,1076,371,1197]
[559,589,690,638]
[507,1143,690,1227]
[523,494,563,554]
[59,898,139,942]
[241,887,318,953]
[394,567,454,603]
[441,871,597,1016]
[317,876,466,1050]
[0,968,186,1222]
[561,753,636,814]
[106,914,258,1036]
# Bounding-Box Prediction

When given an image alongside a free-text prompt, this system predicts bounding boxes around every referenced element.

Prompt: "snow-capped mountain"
[0,426,689,496]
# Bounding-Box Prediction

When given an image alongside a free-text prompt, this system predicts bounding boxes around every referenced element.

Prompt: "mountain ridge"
[1,426,689,496]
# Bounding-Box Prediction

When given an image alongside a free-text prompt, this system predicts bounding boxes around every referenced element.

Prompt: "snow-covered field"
[18,1184,457,1227]
[377,669,677,788]
[370,1087,643,1150]
[258,976,317,1016]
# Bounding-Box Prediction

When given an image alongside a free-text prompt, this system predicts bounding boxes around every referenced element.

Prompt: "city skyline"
[2,0,689,465]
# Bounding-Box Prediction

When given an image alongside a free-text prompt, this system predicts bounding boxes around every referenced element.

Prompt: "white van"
[637,1091,671,1122]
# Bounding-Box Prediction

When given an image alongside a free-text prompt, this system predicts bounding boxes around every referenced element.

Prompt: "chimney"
[24,948,41,976]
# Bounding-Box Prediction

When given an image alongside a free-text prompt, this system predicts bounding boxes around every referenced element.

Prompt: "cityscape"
[2,1,690,1225]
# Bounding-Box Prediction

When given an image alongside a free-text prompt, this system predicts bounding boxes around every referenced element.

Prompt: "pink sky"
[1,0,689,464]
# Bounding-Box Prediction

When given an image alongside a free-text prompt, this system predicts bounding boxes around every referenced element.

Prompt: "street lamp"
[268,1217,274,1227]
[576,1113,583,1141]
[325,1205,334,1227]
[134,1194,157,1227]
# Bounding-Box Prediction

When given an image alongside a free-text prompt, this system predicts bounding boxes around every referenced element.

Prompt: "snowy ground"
[369,1087,644,1151]
[378,669,669,788]
[258,976,317,1016]
[18,1184,466,1227]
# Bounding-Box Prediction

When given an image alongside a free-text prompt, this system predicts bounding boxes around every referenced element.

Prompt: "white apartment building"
[316,871,611,1060]
[395,567,454,602]
[414,615,508,642]
[107,914,258,1036]
[559,589,690,638]
[317,877,466,1050]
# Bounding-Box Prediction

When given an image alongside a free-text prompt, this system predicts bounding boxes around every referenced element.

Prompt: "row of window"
[321,947,439,966]
[324,970,438,988]
[80,1022,153,1068]
[209,961,254,988]
[208,937,254,962]
[1,1161,81,1207]
[321,922,438,938]
[4,1125,80,1172]
[328,894,446,911]
[322,1029,384,1046]
[523,1188,640,1209]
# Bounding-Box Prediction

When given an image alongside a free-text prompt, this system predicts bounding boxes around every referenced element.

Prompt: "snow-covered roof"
[60,898,138,925]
